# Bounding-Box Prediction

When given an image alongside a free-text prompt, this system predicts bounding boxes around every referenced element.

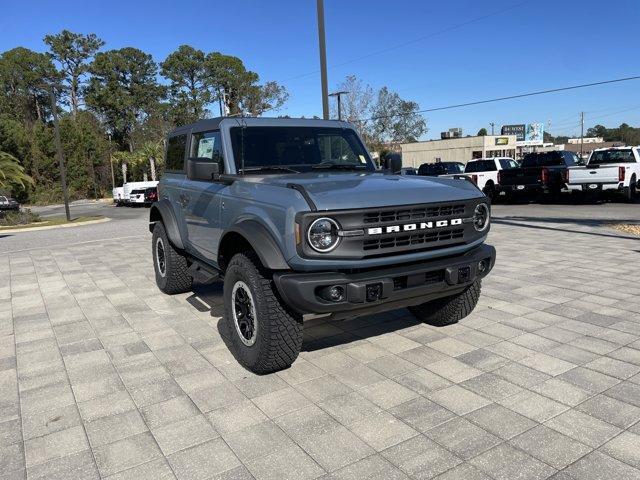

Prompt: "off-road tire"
[409,280,481,327]
[152,222,193,294]
[625,177,636,203]
[223,252,303,374]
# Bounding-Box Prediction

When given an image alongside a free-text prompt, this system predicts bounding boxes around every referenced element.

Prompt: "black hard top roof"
[167,116,353,137]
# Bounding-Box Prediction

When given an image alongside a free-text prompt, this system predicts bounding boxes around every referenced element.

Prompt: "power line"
[282,0,530,82]
[364,75,640,121]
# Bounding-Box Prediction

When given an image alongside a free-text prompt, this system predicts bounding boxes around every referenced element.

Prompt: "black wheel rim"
[232,281,257,346]
[155,237,166,277]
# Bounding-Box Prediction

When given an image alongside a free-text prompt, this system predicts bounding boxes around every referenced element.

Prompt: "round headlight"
[473,203,490,232]
[307,217,340,252]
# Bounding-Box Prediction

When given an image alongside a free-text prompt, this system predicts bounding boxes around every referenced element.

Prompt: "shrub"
[0,208,41,226]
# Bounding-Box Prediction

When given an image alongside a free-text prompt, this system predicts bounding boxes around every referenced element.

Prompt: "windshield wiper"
[240,166,300,174]
[311,162,367,170]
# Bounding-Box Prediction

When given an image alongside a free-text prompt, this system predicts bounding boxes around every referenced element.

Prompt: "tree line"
[0,31,289,203]
[0,30,429,204]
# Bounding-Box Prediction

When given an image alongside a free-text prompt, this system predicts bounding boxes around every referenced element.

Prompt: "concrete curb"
[0,217,111,233]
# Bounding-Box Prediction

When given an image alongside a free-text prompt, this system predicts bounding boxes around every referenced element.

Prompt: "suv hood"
[242,172,484,210]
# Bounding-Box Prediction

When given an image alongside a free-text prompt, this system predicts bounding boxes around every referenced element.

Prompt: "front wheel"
[409,281,481,327]
[223,252,303,374]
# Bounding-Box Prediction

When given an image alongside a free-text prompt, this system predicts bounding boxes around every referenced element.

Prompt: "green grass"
[0,215,104,231]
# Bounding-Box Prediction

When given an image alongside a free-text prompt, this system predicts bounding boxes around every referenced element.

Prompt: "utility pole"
[316,0,329,119]
[329,91,348,120]
[108,134,115,191]
[489,122,495,135]
[580,111,585,160]
[49,87,71,222]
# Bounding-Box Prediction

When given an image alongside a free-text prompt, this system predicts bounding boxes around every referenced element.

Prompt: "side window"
[191,131,223,165]
[165,134,187,171]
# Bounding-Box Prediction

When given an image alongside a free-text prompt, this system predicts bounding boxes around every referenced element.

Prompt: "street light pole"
[316,0,329,120]
[489,122,495,135]
[580,111,585,160]
[49,87,71,222]
[329,91,349,120]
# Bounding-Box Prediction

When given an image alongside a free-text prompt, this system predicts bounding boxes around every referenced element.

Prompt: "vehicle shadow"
[495,193,640,206]
[492,216,640,240]
[190,280,420,360]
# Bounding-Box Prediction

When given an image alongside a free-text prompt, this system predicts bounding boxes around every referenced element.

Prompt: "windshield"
[588,149,635,165]
[465,160,496,173]
[229,126,374,173]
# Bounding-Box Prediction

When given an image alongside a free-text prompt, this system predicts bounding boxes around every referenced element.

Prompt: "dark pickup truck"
[498,151,581,199]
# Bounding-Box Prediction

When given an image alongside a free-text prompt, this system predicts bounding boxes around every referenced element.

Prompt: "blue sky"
[2,0,639,139]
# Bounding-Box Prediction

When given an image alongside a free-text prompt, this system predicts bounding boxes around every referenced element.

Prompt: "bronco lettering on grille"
[367,218,463,235]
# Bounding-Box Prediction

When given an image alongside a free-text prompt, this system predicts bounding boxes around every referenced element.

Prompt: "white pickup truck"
[442,157,519,199]
[122,181,158,205]
[567,147,639,201]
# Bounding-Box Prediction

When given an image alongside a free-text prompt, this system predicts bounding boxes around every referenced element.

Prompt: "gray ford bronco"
[150,117,495,373]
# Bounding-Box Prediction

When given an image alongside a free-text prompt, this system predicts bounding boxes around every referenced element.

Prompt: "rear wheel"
[223,252,303,374]
[152,222,193,294]
[409,281,481,327]
[624,177,636,202]
[482,182,496,201]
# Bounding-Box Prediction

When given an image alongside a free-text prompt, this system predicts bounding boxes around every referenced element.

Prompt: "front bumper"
[273,244,495,318]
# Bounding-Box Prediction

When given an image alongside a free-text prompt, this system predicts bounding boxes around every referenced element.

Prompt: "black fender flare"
[149,199,184,250]
[221,220,289,270]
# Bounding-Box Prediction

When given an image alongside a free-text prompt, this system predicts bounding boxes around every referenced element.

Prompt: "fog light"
[320,285,345,302]
[478,260,487,272]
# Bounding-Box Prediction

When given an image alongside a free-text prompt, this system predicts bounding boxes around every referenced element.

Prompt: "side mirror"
[187,157,221,181]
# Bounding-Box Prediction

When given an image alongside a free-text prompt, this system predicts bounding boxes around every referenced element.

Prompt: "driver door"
[183,130,226,258]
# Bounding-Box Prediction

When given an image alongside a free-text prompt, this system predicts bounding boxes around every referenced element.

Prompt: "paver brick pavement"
[1,203,640,479]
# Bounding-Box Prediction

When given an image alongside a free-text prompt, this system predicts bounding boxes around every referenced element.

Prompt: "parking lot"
[1,201,640,480]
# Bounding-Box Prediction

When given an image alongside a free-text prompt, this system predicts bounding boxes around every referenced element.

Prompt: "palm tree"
[138,141,164,181]
[0,152,34,189]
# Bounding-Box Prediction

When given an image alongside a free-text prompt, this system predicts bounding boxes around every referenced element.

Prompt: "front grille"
[363,204,465,224]
[297,199,486,260]
[363,228,464,251]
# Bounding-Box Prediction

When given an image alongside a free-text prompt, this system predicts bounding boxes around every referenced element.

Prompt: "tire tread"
[409,281,481,327]
[226,252,302,374]
[152,222,192,294]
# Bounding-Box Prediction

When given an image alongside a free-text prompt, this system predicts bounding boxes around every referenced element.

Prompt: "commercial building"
[567,137,604,144]
[400,135,517,168]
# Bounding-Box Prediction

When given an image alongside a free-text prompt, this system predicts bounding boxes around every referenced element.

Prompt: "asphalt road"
[0,201,150,254]
[30,199,148,220]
